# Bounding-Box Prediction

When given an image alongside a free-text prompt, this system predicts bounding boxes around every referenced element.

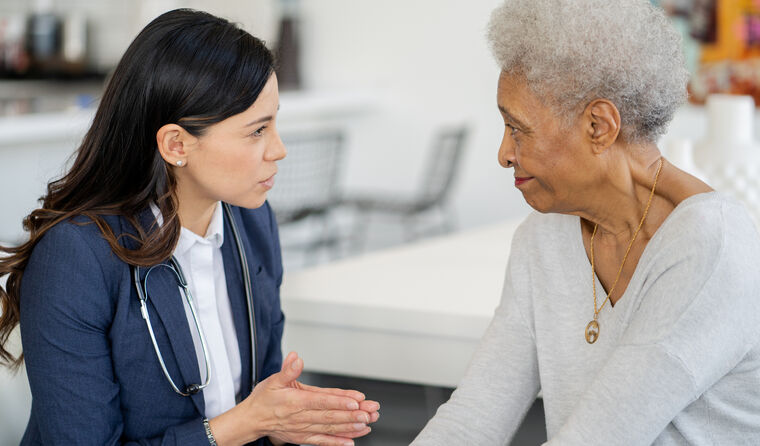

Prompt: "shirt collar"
[149,201,225,257]
[203,201,225,248]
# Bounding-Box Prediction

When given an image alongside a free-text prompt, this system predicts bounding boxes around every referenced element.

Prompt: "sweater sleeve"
[411,255,541,445]
[546,201,760,445]
[20,222,209,446]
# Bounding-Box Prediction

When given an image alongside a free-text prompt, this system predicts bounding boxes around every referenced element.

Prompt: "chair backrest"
[415,126,468,209]
[266,129,344,224]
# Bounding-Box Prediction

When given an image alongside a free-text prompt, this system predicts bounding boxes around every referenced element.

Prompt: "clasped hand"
[210,352,380,446]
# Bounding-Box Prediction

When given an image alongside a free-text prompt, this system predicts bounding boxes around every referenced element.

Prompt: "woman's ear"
[156,124,196,167]
[584,99,621,153]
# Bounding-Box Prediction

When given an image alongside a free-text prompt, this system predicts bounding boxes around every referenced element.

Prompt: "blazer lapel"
[221,208,256,398]
[132,208,206,415]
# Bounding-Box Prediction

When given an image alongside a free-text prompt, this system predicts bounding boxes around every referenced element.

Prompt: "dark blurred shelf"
[0,70,108,82]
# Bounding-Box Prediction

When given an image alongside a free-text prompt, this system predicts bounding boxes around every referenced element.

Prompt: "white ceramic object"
[664,138,708,182]
[693,94,760,228]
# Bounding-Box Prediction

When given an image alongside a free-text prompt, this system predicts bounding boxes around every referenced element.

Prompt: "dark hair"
[0,9,275,369]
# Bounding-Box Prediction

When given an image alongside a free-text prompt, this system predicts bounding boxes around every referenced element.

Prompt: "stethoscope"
[131,202,258,396]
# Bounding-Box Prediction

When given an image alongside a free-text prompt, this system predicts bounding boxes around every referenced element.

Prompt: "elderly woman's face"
[496,72,589,213]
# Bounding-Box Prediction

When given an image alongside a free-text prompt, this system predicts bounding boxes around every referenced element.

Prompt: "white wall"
[298,0,533,229]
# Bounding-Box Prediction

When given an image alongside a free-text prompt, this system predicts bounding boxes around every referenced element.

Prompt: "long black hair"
[0,8,275,369]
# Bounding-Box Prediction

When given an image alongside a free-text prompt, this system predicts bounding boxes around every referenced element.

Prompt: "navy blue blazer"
[19,203,285,445]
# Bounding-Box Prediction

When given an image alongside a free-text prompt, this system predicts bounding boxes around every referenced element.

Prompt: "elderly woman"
[412,1,760,445]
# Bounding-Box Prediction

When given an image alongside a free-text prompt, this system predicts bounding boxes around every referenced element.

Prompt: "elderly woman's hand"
[209,352,379,446]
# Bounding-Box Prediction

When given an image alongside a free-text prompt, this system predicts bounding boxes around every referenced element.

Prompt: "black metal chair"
[266,129,345,263]
[345,125,469,250]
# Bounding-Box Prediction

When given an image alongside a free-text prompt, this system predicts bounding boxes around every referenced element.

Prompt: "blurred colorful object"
[667,0,760,104]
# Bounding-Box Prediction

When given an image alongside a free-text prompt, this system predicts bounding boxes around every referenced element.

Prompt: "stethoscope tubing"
[131,202,258,397]
[223,202,259,386]
[134,261,212,396]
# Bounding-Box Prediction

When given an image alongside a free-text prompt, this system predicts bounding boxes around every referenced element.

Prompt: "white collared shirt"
[151,202,242,419]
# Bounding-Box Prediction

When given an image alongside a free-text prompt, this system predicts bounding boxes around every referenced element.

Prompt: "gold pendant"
[585,320,600,344]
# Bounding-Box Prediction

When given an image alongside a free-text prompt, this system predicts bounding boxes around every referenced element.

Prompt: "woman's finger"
[291,389,361,411]
[280,351,298,372]
[297,422,369,436]
[297,383,366,402]
[329,426,372,439]
[299,433,358,446]
[292,409,371,425]
[298,427,373,446]
[358,399,380,413]
[269,356,304,388]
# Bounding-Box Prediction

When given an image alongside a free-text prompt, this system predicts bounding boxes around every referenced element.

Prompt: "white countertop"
[0,89,381,147]
[280,219,523,387]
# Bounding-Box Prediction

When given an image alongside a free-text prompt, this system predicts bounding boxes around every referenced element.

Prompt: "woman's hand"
[209,352,380,446]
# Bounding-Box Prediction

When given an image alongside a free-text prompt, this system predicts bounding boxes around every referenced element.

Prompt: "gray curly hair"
[487,0,689,143]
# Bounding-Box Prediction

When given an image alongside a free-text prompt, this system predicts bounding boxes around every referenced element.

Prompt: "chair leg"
[403,213,418,242]
[325,212,342,261]
[301,214,326,267]
[439,205,455,235]
[302,221,319,267]
[349,209,371,254]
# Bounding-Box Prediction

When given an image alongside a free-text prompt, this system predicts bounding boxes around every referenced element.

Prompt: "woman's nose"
[498,131,516,168]
[267,131,287,161]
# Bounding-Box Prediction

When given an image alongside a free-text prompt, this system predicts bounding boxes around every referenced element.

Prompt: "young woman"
[0,9,378,446]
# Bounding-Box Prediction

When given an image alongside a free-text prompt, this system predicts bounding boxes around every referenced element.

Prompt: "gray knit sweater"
[412,192,760,445]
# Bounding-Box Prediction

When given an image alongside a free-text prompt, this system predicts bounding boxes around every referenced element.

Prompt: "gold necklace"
[584,158,663,344]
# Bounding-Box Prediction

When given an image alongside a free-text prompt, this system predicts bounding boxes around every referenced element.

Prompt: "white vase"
[664,138,708,183]
[693,94,760,229]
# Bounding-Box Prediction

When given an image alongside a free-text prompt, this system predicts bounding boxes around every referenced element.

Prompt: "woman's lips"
[515,176,533,187]
[260,174,275,189]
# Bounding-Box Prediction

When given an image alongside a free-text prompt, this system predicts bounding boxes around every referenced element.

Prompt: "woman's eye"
[251,125,267,137]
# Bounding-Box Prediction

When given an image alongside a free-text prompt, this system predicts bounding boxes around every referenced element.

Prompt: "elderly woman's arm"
[411,259,540,445]
[547,204,760,445]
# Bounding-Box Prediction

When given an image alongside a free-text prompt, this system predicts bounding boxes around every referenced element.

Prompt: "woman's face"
[496,72,591,213]
[181,73,286,209]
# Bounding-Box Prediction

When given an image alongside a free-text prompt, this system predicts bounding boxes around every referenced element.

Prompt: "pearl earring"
[176,160,183,166]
